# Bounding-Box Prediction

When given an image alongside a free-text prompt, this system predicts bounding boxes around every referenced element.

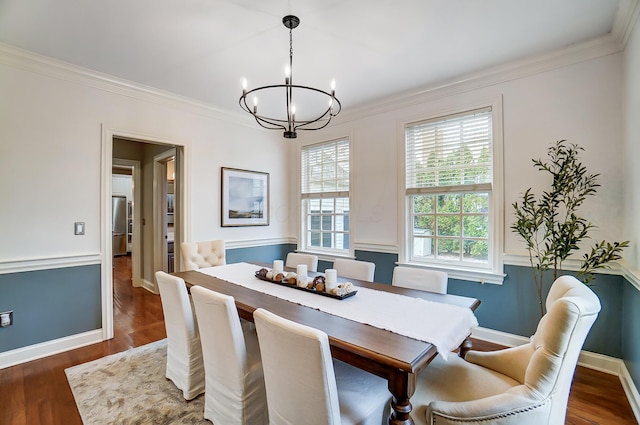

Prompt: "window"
[404,106,502,279]
[301,139,350,255]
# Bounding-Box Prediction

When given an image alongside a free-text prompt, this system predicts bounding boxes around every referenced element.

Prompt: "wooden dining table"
[173,263,480,425]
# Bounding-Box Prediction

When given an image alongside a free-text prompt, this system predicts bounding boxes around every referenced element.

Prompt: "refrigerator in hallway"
[112,195,127,256]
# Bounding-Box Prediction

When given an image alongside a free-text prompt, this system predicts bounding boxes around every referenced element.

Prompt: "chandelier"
[239,15,342,139]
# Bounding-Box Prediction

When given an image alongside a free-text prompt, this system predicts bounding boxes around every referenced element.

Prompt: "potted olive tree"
[511,140,628,317]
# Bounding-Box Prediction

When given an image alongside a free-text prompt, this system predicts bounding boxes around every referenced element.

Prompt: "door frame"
[153,149,175,275]
[101,125,189,341]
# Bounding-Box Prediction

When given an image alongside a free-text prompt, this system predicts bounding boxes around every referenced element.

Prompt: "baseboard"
[0,329,102,369]
[620,363,640,421]
[471,326,640,423]
[141,278,159,294]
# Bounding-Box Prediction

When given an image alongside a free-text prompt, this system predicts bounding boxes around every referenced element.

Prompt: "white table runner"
[196,262,478,359]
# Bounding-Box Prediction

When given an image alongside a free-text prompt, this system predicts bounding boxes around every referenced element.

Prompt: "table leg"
[387,370,415,425]
[459,336,473,358]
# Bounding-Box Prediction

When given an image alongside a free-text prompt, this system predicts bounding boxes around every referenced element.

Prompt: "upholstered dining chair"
[285,252,319,272]
[181,240,225,271]
[191,286,268,425]
[154,271,205,400]
[391,267,448,294]
[253,308,391,425]
[410,275,601,425]
[332,258,376,282]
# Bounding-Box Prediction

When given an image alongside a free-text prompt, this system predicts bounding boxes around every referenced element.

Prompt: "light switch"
[74,222,85,235]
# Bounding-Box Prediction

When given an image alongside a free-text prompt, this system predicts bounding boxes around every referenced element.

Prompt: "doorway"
[153,151,178,275]
[102,127,188,340]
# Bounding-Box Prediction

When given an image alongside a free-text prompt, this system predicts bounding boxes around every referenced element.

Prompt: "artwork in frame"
[221,167,270,227]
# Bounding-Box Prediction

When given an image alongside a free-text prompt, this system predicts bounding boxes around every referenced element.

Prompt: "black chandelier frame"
[239,15,342,139]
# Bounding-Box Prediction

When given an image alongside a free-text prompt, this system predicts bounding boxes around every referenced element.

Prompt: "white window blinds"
[406,107,492,195]
[301,139,350,198]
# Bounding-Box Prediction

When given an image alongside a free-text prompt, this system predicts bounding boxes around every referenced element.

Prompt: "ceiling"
[0,0,631,118]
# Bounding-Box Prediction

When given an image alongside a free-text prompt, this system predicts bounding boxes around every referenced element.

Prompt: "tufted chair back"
[526,275,602,423]
[414,275,601,425]
[181,240,226,271]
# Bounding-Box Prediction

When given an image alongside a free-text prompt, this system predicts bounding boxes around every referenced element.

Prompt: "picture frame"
[221,167,270,227]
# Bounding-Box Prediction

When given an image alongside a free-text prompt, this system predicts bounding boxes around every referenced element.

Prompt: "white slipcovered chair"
[410,275,601,425]
[181,240,225,271]
[154,271,205,400]
[190,286,268,425]
[332,258,376,282]
[285,252,319,272]
[392,267,448,294]
[253,308,391,425]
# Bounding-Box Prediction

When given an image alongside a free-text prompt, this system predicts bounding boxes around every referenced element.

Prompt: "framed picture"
[221,167,270,227]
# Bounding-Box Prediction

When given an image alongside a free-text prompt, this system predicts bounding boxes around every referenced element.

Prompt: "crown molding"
[335,32,624,125]
[0,42,254,127]
[612,0,640,47]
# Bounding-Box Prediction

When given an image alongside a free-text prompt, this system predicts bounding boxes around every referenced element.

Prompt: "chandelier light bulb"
[291,105,296,121]
[285,65,291,78]
[253,96,258,113]
[242,78,248,95]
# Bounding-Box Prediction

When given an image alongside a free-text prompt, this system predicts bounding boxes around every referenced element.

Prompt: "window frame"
[399,97,504,284]
[299,137,352,257]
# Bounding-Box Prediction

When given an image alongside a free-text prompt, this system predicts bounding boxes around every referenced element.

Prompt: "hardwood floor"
[0,256,636,424]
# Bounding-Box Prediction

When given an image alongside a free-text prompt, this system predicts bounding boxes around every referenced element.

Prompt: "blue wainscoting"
[0,265,102,353]
[354,250,398,284]
[226,243,296,266]
[623,280,640,390]
[449,266,623,358]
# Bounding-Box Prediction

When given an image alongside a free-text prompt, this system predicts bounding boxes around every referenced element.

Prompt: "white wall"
[0,43,628,270]
[624,13,640,272]
[294,52,625,262]
[0,47,288,263]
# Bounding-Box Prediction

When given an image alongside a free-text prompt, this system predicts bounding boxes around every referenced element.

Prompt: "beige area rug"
[65,339,208,425]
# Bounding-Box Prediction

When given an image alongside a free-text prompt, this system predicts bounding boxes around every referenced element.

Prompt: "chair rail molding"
[225,237,295,250]
[0,254,101,274]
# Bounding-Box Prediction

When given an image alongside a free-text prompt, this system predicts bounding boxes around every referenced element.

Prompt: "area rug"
[65,339,208,425]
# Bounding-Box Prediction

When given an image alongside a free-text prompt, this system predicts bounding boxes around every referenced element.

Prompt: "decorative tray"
[254,271,357,300]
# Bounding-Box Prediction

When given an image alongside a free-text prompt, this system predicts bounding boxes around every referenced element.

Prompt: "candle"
[296,264,307,280]
[325,269,338,291]
[273,260,283,274]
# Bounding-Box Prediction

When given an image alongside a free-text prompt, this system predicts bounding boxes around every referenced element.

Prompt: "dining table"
[173,261,480,425]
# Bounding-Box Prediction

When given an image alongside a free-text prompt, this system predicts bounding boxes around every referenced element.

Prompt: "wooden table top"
[173,264,480,376]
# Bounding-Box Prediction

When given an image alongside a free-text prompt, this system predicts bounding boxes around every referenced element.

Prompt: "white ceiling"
[0,0,632,118]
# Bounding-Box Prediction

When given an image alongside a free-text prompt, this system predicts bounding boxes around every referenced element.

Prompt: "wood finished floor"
[0,255,636,424]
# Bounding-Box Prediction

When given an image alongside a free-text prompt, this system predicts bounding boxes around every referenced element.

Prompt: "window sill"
[296,249,354,263]
[396,262,505,285]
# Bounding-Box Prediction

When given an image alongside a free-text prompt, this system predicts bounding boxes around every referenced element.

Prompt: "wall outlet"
[0,311,13,327]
